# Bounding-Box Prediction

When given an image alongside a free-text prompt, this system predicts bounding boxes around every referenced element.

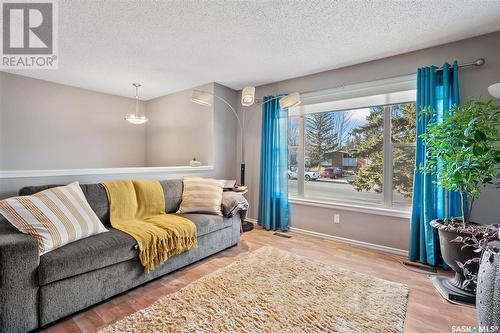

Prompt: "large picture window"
[287,85,416,211]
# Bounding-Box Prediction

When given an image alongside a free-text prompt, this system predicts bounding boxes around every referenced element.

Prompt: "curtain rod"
[434,58,485,71]
[295,58,486,99]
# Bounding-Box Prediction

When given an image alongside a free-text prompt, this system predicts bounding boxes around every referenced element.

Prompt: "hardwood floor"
[40,227,476,333]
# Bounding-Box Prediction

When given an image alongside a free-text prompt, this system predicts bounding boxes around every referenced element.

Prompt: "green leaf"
[466,138,476,145]
[474,130,487,141]
[472,146,483,155]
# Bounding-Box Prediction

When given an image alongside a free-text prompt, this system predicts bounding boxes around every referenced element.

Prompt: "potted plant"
[420,98,499,304]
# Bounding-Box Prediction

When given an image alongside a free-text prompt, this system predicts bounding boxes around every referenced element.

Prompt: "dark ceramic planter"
[477,241,500,330]
[430,219,482,305]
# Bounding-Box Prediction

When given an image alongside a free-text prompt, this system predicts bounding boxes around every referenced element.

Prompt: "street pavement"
[288,179,411,210]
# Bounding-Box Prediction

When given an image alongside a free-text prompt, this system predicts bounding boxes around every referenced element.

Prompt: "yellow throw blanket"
[101,180,198,272]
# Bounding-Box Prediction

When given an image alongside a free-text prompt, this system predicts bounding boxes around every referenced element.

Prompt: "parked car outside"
[305,171,320,181]
[287,170,320,181]
[321,167,343,179]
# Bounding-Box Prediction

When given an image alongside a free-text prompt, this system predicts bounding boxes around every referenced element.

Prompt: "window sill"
[288,197,411,219]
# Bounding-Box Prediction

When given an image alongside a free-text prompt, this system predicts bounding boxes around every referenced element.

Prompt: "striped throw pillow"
[178,177,225,216]
[0,182,108,255]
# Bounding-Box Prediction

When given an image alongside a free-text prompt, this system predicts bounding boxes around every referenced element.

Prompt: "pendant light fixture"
[125,83,148,125]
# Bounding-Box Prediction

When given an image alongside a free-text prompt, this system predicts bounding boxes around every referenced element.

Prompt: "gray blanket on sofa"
[221,192,248,221]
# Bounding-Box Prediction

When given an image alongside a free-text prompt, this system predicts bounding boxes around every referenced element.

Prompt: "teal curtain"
[409,61,462,266]
[258,96,289,231]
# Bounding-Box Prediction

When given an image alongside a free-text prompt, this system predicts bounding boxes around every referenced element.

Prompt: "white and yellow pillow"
[178,177,225,216]
[0,182,107,255]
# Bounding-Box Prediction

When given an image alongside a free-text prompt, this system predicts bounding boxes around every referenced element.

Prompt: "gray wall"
[145,83,214,167]
[213,83,238,180]
[0,72,146,170]
[238,31,500,251]
[145,82,238,180]
[0,75,238,198]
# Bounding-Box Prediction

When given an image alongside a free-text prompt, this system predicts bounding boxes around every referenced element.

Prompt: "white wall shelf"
[0,165,214,179]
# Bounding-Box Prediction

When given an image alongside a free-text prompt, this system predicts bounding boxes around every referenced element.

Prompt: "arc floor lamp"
[191,88,301,186]
[489,82,500,98]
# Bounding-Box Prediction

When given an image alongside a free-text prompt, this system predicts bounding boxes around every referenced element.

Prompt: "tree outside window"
[288,101,416,210]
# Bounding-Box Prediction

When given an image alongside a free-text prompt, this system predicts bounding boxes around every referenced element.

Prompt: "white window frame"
[288,75,417,211]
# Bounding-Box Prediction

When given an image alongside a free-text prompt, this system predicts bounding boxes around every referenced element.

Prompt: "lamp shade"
[279,92,301,109]
[192,90,213,106]
[125,83,148,125]
[488,82,500,98]
[125,114,148,125]
[241,86,255,106]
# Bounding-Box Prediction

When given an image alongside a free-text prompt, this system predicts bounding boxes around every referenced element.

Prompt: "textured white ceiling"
[5,0,500,100]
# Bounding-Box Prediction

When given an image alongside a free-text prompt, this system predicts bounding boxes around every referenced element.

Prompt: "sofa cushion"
[177,177,225,216]
[0,182,109,255]
[38,228,137,286]
[160,179,183,213]
[19,183,111,227]
[20,181,184,225]
[176,213,232,236]
[38,214,234,285]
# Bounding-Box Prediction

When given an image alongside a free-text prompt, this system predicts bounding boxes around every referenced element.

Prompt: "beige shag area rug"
[99,246,408,333]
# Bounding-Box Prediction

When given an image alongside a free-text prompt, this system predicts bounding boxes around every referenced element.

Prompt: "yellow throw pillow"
[0,182,108,255]
[178,177,225,216]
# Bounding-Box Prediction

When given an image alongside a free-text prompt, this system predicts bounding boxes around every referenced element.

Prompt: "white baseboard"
[245,218,408,257]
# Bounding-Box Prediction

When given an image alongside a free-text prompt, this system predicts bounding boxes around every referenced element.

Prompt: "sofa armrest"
[0,219,40,333]
[229,212,241,246]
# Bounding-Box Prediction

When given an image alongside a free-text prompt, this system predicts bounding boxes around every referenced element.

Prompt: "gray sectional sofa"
[0,179,241,333]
